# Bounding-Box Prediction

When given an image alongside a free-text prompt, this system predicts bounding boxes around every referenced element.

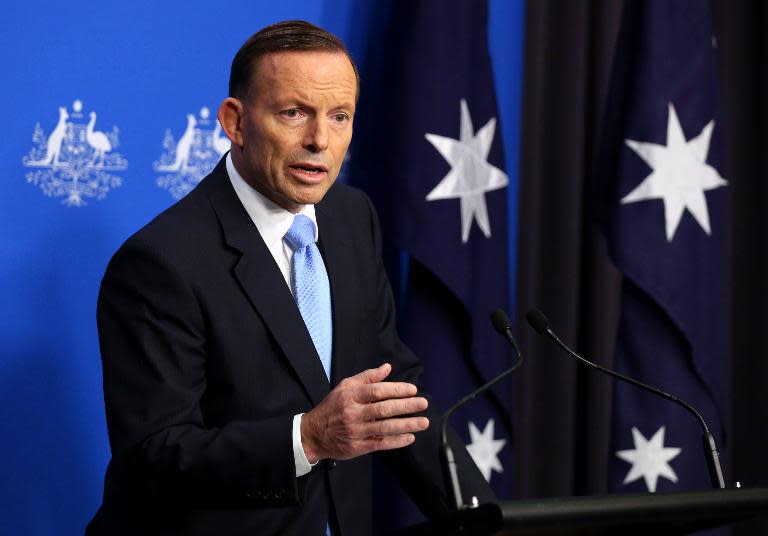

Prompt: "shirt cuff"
[293,413,317,477]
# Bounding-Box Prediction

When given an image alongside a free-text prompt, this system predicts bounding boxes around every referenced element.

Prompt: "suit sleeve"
[357,192,497,515]
[98,237,299,508]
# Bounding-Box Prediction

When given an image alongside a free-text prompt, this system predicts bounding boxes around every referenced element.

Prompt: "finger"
[358,381,418,403]
[361,433,417,453]
[350,363,392,386]
[360,397,428,420]
[361,416,430,437]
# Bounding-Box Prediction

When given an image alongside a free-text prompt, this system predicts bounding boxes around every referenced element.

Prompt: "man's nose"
[303,117,329,153]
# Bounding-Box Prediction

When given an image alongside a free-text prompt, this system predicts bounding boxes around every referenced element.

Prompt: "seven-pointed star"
[424,99,508,243]
[466,419,506,482]
[621,103,727,241]
[616,426,681,492]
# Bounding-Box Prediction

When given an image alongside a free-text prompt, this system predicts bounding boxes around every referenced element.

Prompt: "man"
[88,20,494,535]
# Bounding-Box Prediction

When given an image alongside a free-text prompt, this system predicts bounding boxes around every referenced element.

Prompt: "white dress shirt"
[226,153,318,478]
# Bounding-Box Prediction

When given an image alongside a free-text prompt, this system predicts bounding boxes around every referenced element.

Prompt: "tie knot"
[284,214,316,251]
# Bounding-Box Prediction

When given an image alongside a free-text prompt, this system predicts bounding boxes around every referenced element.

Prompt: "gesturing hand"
[300,363,429,463]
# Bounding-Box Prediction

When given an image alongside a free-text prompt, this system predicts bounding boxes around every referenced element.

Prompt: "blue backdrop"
[0,1,523,533]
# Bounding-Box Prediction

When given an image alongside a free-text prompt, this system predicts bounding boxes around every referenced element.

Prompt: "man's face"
[231,50,357,213]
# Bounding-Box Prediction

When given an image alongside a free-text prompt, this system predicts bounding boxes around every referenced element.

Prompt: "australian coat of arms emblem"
[22,100,128,207]
[154,106,230,199]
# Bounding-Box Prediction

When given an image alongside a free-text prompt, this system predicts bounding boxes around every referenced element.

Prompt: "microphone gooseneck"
[441,308,524,510]
[525,308,725,489]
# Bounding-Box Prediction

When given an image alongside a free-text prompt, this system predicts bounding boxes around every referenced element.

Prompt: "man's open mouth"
[290,163,328,175]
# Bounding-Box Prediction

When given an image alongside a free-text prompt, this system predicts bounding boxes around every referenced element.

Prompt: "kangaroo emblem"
[29,106,69,166]
[156,114,197,172]
[155,106,227,200]
[22,99,128,206]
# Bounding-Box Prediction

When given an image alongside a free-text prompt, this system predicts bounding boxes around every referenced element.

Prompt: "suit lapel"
[316,198,363,387]
[205,162,330,406]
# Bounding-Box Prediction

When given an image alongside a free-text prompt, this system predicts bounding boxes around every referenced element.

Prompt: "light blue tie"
[284,215,333,381]
[284,215,334,536]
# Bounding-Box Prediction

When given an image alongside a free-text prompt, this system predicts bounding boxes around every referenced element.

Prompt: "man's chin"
[289,182,335,207]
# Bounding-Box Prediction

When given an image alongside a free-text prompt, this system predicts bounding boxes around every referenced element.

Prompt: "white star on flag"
[425,99,508,243]
[616,426,681,492]
[621,103,727,241]
[466,419,506,482]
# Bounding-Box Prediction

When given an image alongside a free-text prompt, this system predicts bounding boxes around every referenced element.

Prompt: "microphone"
[525,308,725,489]
[441,308,524,510]
[491,309,523,358]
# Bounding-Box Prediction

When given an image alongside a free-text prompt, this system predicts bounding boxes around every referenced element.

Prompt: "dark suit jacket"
[87,158,494,535]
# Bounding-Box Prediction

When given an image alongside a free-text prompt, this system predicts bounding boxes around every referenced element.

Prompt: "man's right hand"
[300,363,429,463]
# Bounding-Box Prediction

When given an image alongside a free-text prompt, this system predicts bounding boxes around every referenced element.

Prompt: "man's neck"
[229,150,304,214]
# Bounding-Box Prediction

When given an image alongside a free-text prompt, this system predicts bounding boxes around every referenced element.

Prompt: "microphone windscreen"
[525,309,551,335]
[490,308,511,335]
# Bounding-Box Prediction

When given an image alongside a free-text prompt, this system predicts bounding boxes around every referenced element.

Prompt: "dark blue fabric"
[595,0,729,498]
[352,0,514,528]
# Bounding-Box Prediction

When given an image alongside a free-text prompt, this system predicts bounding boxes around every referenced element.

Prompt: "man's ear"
[218,97,244,148]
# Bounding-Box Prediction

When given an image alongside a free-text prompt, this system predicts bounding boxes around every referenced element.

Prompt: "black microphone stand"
[440,309,524,511]
[526,308,725,489]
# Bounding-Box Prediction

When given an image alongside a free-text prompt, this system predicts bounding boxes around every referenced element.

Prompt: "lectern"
[391,487,768,535]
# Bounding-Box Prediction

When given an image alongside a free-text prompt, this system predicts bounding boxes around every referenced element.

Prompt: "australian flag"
[595,0,729,498]
[352,0,514,526]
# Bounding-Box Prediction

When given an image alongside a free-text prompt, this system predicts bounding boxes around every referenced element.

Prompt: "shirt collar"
[226,152,318,248]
